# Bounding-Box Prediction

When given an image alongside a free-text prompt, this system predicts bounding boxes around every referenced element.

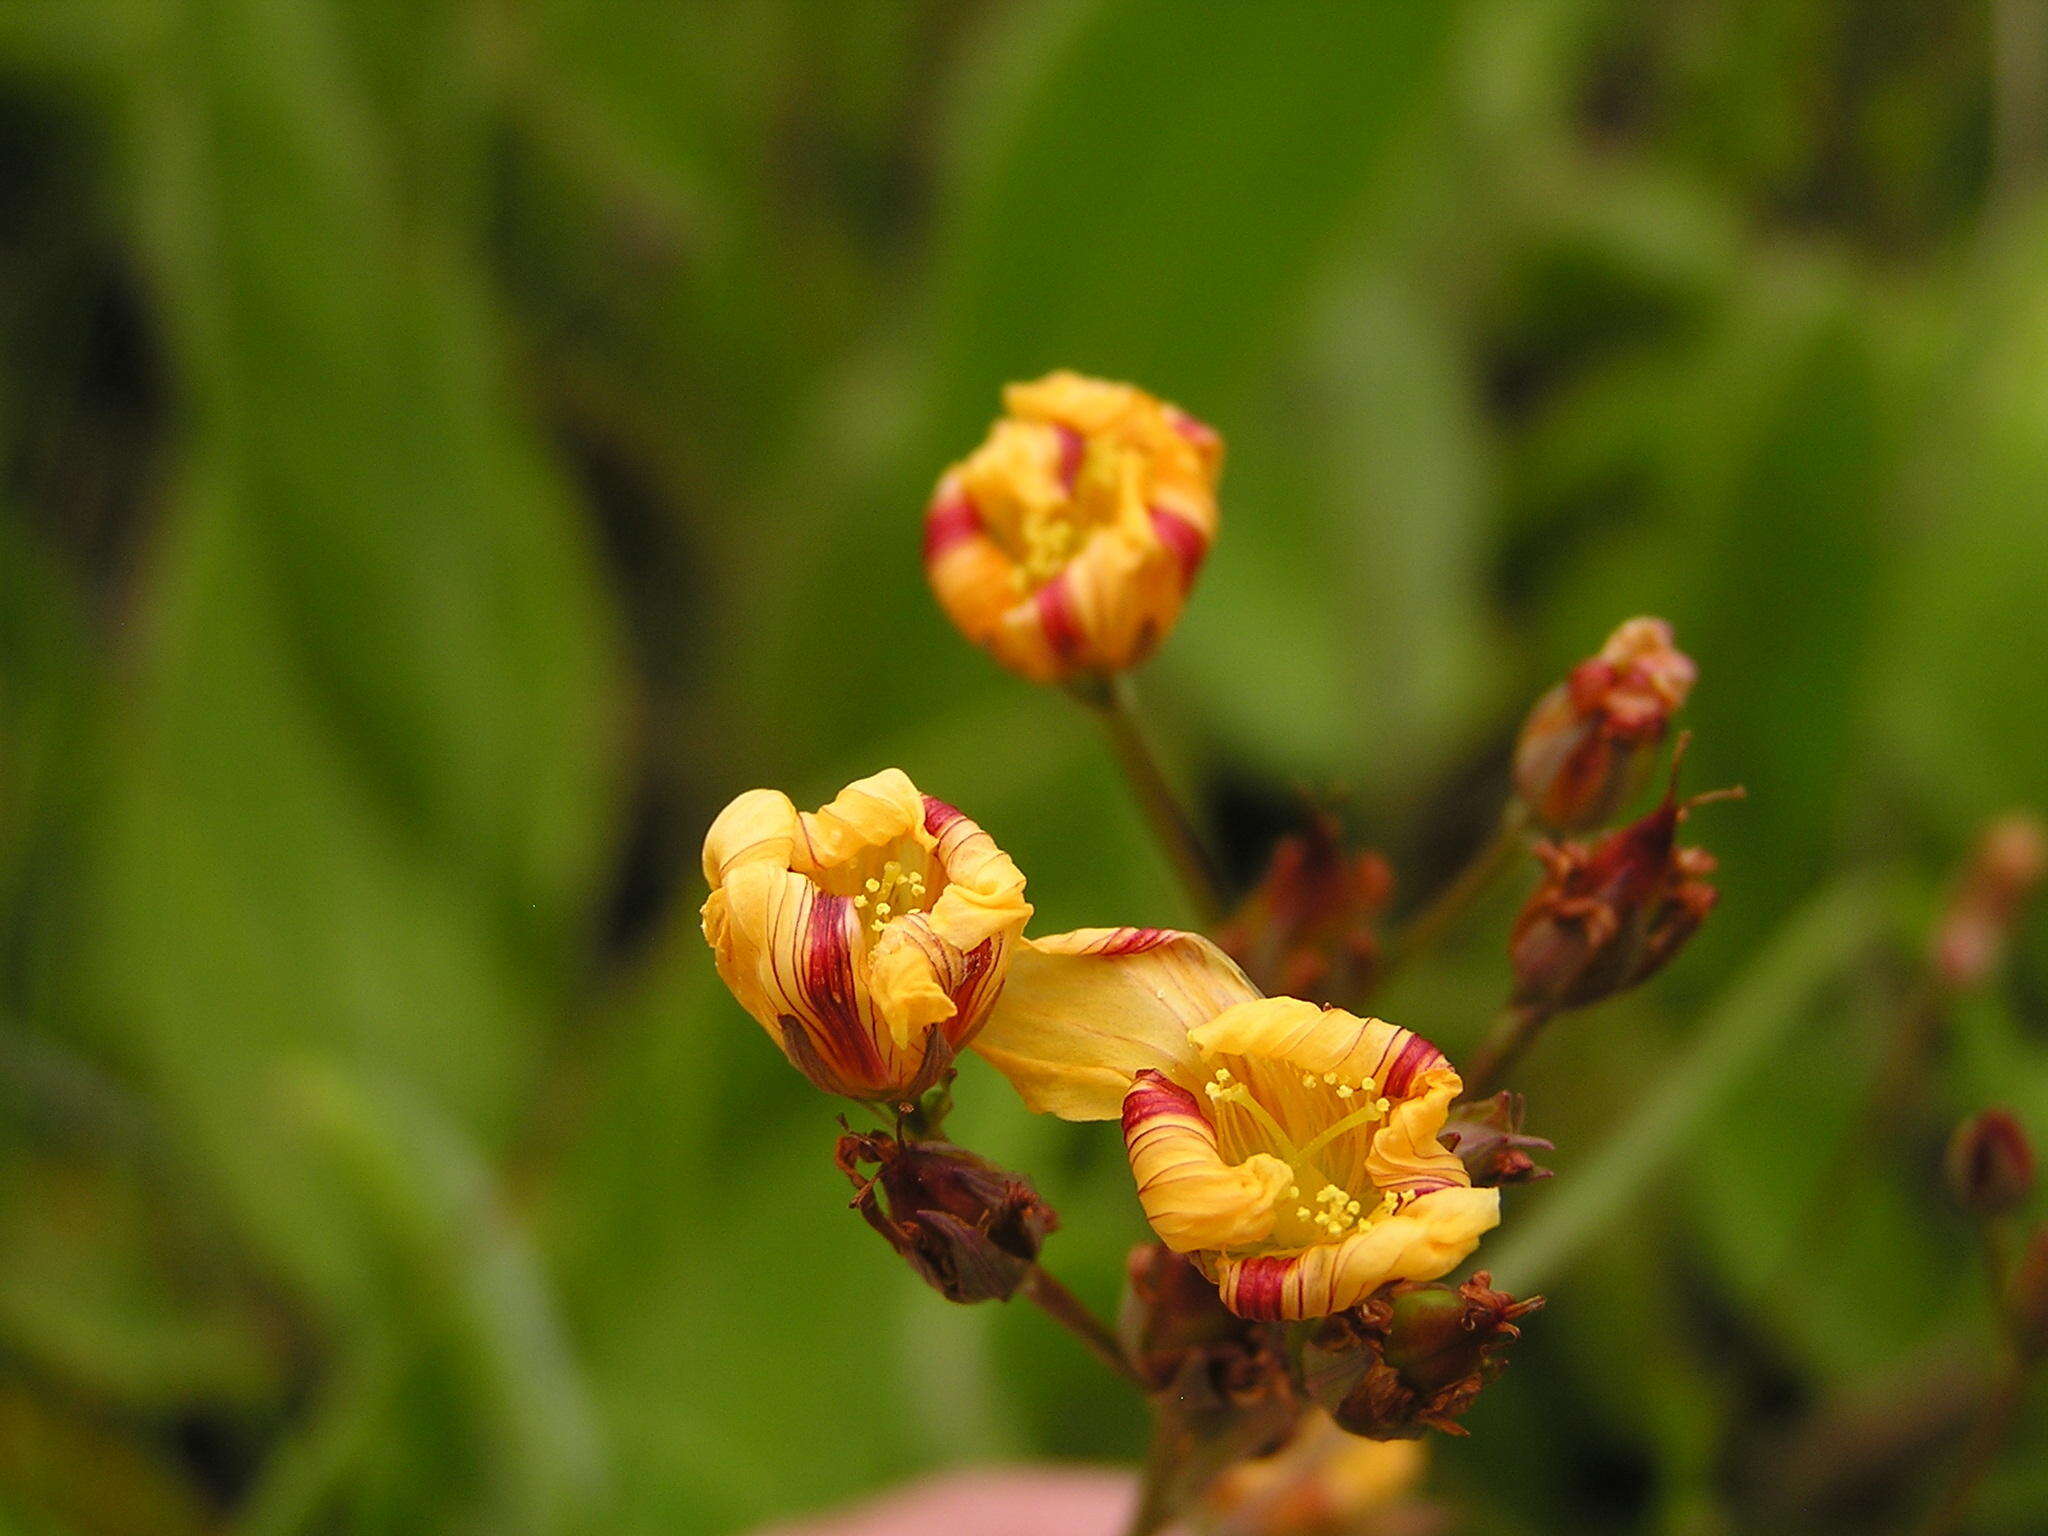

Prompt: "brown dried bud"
[836,1131,1056,1303]
[1514,617,1697,831]
[1218,812,1393,1003]
[1932,812,2048,992]
[2006,1227,2048,1362]
[1120,1244,1305,1510]
[1441,1092,1554,1187]
[1121,1243,1293,1404]
[1508,757,1737,1013]
[1301,1273,1542,1440]
[1946,1110,2035,1217]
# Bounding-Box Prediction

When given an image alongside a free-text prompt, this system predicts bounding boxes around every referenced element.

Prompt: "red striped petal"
[1148,505,1208,588]
[1034,571,1086,662]
[922,490,983,564]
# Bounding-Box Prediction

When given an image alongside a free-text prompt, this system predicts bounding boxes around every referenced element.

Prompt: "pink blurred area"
[752,1467,1150,1536]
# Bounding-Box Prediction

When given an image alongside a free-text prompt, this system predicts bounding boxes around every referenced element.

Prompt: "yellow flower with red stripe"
[701,770,1031,1102]
[923,372,1221,684]
[973,928,1497,1319]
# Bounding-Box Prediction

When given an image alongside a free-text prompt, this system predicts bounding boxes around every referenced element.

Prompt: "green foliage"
[1,1,2044,1532]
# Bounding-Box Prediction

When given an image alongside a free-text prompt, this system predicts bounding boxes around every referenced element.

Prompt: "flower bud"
[1931,812,2048,992]
[1946,1109,2035,1217]
[1217,812,1393,1003]
[701,771,1031,1103]
[1513,617,1696,831]
[836,1132,1057,1303]
[1301,1273,1542,1440]
[923,372,1221,684]
[1508,764,1736,1013]
[1440,1092,1554,1188]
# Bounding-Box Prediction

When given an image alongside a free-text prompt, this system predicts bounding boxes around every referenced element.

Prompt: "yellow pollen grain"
[860,859,929,935]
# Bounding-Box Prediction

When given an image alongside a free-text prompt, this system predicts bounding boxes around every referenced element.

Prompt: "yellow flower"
[1205,1411,1426,1534]
[973,928,1497,1319]
[700,770,1031,1102]
[923,371,1222,684]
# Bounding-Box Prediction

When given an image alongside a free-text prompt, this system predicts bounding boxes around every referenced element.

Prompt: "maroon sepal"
[1508,741,1739,1013]
[1441,1092,1555,1187]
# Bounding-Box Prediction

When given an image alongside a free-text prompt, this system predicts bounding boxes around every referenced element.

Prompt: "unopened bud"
[1509,754,1737,1013]
[836,1132,1056,1303]
[1440,1092,1554,1187]
[1513,617,1696,831]
[1932,812,2048,992]
[1946,1110,2035,1217]
[1301,1273,1542,1440]
[1218,812,1393,1002]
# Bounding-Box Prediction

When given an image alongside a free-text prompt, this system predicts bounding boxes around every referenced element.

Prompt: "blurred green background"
[3,1,2047,1532]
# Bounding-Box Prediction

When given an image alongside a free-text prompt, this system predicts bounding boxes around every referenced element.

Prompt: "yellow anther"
[1322,1072,1337,1085]
[1301,1072,1318,1088]
[1375,1097,1391,1114]
[1336,1084,1354,1099]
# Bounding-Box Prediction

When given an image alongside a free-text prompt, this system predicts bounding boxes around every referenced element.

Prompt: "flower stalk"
[1020,1265,1144,1387]
[1074,673,1228,924]
[1382,803,1528,981]
[1459,1003,1555,1098]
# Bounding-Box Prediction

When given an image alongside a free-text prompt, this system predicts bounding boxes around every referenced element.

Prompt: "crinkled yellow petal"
[1209,1185,1502,1320]
[1122,1071,1291,1253]
[920,795,1031,954]
[1367,1065,1471,1194]
[1190,999,1447,1098]
[971,927,1258,1120]
[701,786,801,888]
[791,768,927,871]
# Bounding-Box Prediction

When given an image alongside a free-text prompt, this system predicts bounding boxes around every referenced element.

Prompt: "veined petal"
[1210,1186,1501,1320]
[1123,1071,1290,1253]
[1190,1000,1447,1098]
[921,794,1032,952]
[1367,1065,1471,1194]
[701,787,800,886]
[972,927,1259,1120]
[793,769,928,870]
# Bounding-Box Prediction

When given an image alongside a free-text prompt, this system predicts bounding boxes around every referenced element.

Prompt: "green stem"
[1383,803,1529,980]
[1020,1265,1142,1387]
[1121,1436,1178,1536]
[1461,1002,1556,1098]
[1077,674,1227,925]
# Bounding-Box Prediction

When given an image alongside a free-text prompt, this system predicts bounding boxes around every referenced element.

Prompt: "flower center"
[1004,433,1126,592]
[1203,1064,1400,1249]
[852,858,929,935]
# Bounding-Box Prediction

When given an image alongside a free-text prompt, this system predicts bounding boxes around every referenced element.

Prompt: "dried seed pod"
[836,1132,1057,1303]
